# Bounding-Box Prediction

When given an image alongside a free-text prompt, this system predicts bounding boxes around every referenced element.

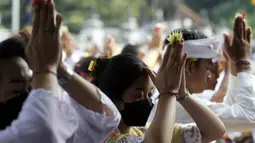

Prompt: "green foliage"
[2,0,254,34]
[183,0,255,34]
[0,0,150,33]
[0,0,150,32]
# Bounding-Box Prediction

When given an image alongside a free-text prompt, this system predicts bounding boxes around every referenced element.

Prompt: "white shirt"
[148,72,255,132]
[0,89,121,143]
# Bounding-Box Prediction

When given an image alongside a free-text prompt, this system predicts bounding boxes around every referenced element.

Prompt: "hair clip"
[167,31,183,46]
[88,60,96,71]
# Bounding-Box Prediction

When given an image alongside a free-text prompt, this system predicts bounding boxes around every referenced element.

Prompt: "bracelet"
[177,90,190,103]
[33,70,57,77]
[235,60,251,66]
[235,60,251,71]
[159,91,179,97]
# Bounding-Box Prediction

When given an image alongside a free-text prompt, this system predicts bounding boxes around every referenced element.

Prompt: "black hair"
[92,54,147,102]
[0,37,26,61]
[74,56,97,75]
[121,44,140,56]
[163,29,208,67]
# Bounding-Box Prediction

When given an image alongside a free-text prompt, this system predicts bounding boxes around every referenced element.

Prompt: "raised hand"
[26,0,62,73]
[224,14,252,63]
[149,24,163,49]
[155,39,187,94]
[104,35,116,57]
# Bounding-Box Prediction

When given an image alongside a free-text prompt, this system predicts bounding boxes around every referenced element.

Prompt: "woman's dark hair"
[121,44,140,56]
[92,54,147,102]
[163,29,208,67]
[74,56,97,75]
[0,37,26,61]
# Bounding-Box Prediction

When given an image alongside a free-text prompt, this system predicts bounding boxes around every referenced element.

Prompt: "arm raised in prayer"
[58,63,119,117]
[144,36,187,143]
[0,1,73,142]
[179,95,226,142]
[57,61,121,143]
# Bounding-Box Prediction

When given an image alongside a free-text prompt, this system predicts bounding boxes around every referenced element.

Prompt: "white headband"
[162,35,224,59]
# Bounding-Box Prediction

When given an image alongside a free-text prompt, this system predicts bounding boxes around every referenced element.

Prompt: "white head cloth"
[162,35,224,59]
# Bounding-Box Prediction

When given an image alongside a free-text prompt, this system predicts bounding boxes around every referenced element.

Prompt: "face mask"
[120,99,154,127]
[0,91,29,129]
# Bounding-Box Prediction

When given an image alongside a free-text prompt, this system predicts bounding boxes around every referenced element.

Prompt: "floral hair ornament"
[167,31,183,46]
[88,60,96,72]
[242,12,246,20]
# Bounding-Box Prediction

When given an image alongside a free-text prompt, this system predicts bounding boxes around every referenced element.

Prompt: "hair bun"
[91,56,110,85]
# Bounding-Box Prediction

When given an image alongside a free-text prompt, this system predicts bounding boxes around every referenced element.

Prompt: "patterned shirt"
[105,123,201,143]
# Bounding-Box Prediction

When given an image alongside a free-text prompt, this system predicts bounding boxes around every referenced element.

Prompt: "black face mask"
[0,91,29,129]
[120,99,154,127]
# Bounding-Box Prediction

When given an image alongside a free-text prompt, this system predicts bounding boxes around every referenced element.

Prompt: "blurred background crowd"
[0,0,255,53]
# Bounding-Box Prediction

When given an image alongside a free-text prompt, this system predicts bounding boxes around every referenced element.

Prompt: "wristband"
[235,60,251,71]
[33,70,57,77]
[177,90,190,103]
[235,60,250,66]
[159,91,178,97]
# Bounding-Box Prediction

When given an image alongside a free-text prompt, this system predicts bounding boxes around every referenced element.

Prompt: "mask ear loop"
[112,97,125,111]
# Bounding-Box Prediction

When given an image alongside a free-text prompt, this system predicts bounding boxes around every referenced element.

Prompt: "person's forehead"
[131,75,153,87]
[0,57,29,75]
[200,58,213,64]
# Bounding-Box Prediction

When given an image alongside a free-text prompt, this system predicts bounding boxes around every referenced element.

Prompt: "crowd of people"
[0,0,255,143]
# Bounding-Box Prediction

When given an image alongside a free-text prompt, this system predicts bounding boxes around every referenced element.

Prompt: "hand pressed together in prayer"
[224,15,251,66]
[152,39,187,95]
[26,0,62,73]
[104,35,116,57]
